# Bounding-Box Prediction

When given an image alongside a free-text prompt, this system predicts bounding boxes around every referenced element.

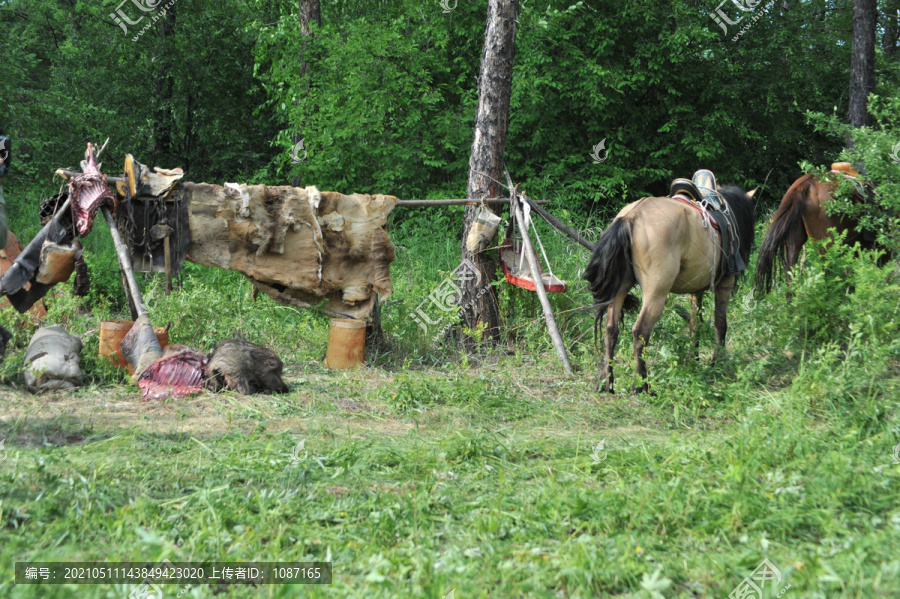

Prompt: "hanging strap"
[516,194,556,279]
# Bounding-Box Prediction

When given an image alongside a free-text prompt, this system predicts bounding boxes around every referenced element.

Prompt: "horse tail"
[583,218,635,314]
[755,179,808,294]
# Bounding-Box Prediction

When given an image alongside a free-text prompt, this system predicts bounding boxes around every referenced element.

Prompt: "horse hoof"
[632,385,656,397]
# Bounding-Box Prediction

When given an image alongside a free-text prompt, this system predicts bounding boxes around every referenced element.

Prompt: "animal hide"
[185,184,396,320]
[206,338,288,395]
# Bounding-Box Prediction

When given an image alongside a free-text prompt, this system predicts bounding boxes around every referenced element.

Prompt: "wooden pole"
[522,196,595,252]
[54,175,550,208]
[396,197,547,207]
[505,170,573,375]
[56,169,126,184]
[102,206,148,316]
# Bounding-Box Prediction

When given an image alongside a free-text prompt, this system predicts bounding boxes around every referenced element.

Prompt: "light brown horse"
[583,187,756,393]
[755,171,881,293]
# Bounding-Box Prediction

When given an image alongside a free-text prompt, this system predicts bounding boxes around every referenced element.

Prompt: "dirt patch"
[333,399,371,412]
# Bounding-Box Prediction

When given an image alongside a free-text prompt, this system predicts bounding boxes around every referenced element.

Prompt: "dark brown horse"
[755,170,881,293]
[584,187,756,393]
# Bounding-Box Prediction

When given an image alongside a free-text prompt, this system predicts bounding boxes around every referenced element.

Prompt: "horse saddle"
[831,162,878,242]
[669,169,746,278]
[669,170,722,209]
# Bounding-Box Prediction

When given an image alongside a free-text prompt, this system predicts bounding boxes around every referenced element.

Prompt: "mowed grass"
[0,206,899,597]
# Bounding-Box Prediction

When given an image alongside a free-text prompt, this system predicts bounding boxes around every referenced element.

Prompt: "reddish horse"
[755,167,882,293]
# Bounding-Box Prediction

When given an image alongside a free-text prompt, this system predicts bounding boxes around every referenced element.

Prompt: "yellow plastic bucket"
[324,318,366,369]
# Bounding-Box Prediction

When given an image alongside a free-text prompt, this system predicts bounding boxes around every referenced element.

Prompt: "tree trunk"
[457,0,520,345]
[153,5,177,162]
[291,0,321,188]
[848,0,877,128]
[884,2,899,57]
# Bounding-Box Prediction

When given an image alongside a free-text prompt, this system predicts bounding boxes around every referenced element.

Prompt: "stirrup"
[692,169,721,209]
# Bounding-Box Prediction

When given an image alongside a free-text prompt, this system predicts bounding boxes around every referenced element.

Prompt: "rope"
[525,197,556,279]
[515,194,556,280]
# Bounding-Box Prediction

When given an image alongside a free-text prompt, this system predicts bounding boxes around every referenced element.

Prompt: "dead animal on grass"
[137,344,208,402]
[206,338,288,395]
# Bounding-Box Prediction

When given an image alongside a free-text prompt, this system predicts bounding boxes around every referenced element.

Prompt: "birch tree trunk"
[457,0,519,345]
[291,0,321,188]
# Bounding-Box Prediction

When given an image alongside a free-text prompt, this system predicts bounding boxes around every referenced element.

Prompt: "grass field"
[1,204,899,598]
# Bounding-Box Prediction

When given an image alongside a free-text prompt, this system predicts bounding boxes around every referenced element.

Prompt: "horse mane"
[719,185,756,275]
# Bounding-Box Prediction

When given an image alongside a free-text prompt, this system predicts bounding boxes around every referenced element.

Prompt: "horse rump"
[755,178,808,294]
[583,218,635,313]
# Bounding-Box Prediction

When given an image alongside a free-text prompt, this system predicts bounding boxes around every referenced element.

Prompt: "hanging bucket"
[99,320,169,372]
[465,206,502,253]
[324,318,366,369]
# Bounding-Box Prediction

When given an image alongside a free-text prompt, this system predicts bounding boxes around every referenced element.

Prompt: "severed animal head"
[206,338,288,395]
[69,142,116,237]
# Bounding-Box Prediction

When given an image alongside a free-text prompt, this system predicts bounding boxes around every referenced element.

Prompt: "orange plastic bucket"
[99,320,169,372]
[324,318,366,369]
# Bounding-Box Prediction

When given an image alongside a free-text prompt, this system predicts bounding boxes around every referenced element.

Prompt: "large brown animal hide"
[185,184,396,320]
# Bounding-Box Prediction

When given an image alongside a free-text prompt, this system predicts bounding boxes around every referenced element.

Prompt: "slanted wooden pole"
[522,196,595,252]
[505,170,573,375]
[102,206,148,317]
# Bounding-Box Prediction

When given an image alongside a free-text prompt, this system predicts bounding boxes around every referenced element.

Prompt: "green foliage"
[254,0,484,197]
[251,0,853,211]
[804,91,900,253]
[1,0,281,191]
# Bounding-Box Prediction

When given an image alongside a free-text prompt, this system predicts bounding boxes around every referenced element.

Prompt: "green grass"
[1,201,899,597]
